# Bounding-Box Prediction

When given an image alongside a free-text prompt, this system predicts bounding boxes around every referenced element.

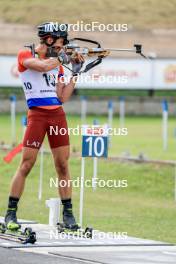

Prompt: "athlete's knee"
[55,159,69,176]
[19,158,36,177]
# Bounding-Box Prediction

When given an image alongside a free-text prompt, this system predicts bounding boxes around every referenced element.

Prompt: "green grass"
[0,114,176,243]
[2,87,176,99]
[1,113,176,160]
[0,0,176,29]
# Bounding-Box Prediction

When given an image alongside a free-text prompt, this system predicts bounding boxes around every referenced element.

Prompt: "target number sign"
[82,125,108,158]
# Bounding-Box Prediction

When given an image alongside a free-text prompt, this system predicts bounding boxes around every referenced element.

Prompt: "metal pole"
[92,157,98,191]
[119,96,125,128]
[38,145,44,200]
[174,165,176,202]
[108,100,113,129]
[162,100,168,151]
[10,95,16,145]
[79,157,85,228]
[81,96,87,124]
[108,100,113,148]
[21,115,27,136]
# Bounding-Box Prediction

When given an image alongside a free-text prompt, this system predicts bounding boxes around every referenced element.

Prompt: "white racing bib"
[20,67,62,108]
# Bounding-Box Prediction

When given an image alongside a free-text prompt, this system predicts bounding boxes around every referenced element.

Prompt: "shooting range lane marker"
[119,96,125,128]
[162,99,168,151]
[21,115,27,136]
[80,125,108,227]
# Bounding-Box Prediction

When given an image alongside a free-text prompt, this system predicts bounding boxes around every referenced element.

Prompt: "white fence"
[0,55,176,90]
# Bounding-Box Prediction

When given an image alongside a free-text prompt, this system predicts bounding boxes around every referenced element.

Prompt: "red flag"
[3,143,23,163]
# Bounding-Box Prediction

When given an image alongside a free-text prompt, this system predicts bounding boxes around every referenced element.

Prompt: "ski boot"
[4,208,20,231]
[63,208,79,231]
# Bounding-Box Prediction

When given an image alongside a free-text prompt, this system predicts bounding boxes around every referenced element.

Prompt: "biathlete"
[4,22,84,231]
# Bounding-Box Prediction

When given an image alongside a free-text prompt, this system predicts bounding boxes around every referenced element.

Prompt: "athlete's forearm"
[57,77,77,103]
[43,58,60,72]
[23,57,60,72]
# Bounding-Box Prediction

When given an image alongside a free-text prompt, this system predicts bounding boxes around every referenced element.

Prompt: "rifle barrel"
[105,48,136,52]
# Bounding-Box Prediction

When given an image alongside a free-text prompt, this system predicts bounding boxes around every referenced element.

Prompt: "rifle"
[24,38,149,75]
[63,38,148,74]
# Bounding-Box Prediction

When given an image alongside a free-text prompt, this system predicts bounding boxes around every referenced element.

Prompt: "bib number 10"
[24,82,32,90]
[82,136,108,158]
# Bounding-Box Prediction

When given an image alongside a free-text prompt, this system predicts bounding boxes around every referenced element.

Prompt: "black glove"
[58,51,71,65]
[71,60,84,75]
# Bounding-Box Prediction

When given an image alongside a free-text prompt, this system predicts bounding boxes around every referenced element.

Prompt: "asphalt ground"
[0,248,79,264]
[0,218,176,264]
[1,245,176,264]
